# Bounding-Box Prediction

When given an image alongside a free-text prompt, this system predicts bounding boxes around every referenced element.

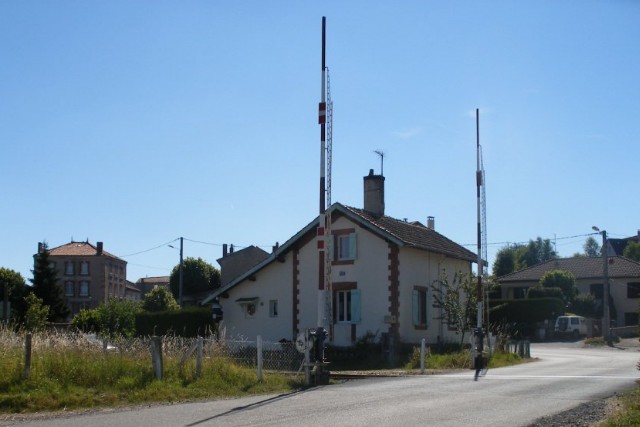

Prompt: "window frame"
[64,281,75,297]
[80,261,90,276]
[79,281,90,297]
[627,282,640,299]
[64,261,75,276]
[412,286,429,329]
[269,300,278,318]
[332,229,357,264]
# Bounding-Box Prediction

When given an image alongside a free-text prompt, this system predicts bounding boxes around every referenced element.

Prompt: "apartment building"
[40,241,127,317]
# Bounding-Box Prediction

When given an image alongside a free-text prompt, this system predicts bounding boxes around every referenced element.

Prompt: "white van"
[554,315,587,337]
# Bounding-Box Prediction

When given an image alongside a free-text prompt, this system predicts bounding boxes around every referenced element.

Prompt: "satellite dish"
[295,332,313,353]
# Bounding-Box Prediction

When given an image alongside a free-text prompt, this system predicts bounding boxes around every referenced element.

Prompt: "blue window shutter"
[412,289,419,326]
[351,289,361,323]
[349,233,357,259]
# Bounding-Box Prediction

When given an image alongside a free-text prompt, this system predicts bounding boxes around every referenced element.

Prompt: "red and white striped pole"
[317,16,327,328]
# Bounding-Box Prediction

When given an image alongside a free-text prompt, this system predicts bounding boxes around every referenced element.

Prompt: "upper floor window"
[412,286,429,328]
[79,281,90,297]
[333,230,357,262]
[64,281,75,297]
[627,282,640,299]
[80,261,90,275]
[64,262,75,275]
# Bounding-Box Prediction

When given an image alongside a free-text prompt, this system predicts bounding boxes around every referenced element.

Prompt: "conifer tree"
[30,242,69,322]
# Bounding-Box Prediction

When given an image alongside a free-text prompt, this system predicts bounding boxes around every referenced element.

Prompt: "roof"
[498,256,640,283]
[202,202,476,305]
[47,241,124,261]
[136,276,170,284]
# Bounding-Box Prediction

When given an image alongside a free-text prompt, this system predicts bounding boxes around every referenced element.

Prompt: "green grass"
[405,347,524,370]
[600,386,640,427]
[0,329,303,414]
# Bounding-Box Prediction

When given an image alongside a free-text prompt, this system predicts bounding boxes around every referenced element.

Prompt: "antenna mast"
[474,108,487,379]
[317,17,329,329]
[374,150,384,176]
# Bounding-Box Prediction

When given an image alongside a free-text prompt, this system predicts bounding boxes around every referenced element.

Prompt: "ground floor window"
[333,288,361,324]
[412,286,428,328]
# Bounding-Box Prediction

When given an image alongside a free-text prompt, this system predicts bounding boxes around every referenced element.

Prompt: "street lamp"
[168,237,184,306]
[592,226,612,346]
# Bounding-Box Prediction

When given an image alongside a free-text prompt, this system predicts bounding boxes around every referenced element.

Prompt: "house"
[125,280,142,301]
[135,276,171,297]
[497,256,640,327]
[217,244,269,287]
[609,231,640,256]
[202,171,477,347]
[41,241,127,317]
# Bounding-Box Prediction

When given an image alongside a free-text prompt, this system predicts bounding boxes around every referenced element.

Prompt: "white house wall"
[220,255,293,342]
[398,248,471,344]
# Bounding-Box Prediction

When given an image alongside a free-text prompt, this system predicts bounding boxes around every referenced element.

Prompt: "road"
[4,342,639,427]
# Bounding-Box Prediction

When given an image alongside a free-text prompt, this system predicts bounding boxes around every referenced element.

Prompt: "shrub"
[135,307,214,337]
[141,287,180,312]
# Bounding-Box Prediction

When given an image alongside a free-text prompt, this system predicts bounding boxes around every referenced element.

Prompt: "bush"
[71,298,141,338]
[527,286,563,299]
[135,307,214,337]
[141,287,180,312]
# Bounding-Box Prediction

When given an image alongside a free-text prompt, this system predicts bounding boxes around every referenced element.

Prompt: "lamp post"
[592,226,611,346]
[168,237,184,307]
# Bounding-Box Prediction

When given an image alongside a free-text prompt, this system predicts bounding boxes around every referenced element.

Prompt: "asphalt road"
[5,341,640,427]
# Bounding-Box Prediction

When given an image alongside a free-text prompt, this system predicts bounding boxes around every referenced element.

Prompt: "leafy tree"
[30,242,69,322]
[623,241,640,262]
[582,237,601,257]
[570,293,597,318]
[71,298,140,338]
[142,286,180,312]
[539,269,577,306]
[492,238,557,277]
[430,270,477,346]
[169,257,221,302]
[0,267,30,322]
[23,293,49,331]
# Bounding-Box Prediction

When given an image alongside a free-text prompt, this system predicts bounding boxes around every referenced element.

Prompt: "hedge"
[135,306,214,337]
[489,297,565,324]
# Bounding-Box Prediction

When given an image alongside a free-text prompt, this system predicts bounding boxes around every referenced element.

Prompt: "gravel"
[526,398,611,427]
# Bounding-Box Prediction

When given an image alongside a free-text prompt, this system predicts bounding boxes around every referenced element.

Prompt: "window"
[64,281,74,297]
[80,261,90,275]
[79,281,89,297]
[627,282,640,299]
[245,303,256,317]
[337,233,357,261]
[334,289,361,324]
[412,286,428,328]
[269,300,278,318]
[513,287,527,299]
[590,284,604,300]
[64,262,75,275]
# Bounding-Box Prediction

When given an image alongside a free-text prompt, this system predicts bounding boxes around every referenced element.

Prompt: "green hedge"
[527,286,564,300]
[135,307,214,337]
[489,298,565,324]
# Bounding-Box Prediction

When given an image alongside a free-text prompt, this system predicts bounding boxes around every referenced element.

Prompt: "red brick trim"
[292,249,300,337]
[388,243,400,340]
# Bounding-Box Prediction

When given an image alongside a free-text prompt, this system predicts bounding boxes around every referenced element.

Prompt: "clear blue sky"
[2,1,639,284]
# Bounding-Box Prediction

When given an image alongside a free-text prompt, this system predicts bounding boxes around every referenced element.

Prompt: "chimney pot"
[427,216,435,230]
[223,244,228,257]
[230,244,234,254]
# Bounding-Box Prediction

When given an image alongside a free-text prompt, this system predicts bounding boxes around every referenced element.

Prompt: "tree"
[430,270,477,346]
[623,241,640,262]
[492,238,557,277]
[23,293,49,331]
[0,267,29,322]
[571,293,597,318]
[539,269,577,306]
[142,286,180,312]
[73,298,140,338]
[30,242,69,322]
[169,257,221,301]
[582,237,601,257]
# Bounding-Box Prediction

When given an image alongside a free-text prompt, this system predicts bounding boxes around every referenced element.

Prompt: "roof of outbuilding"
[498,256,640,283]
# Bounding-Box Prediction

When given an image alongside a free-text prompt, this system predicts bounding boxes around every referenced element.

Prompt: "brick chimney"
[96,241,103,256]
[363,169,385,218]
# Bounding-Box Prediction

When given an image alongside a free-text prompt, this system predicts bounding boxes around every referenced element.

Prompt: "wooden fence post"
[151,336,163,380]
[196,336,203,378]
[24,333,32,380]
[257,335,263,382]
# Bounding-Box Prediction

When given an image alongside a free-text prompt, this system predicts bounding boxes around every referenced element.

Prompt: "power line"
[461,232,598,249]
[118,238,179,258]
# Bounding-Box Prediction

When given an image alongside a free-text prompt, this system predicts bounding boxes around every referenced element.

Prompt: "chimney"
[363,169,385,218]
[38,242,43,254]
[223,244,228,258]
[272,242,279,253]
[427,216,435,230]
[96,241,103,256]
[230,244,234,254]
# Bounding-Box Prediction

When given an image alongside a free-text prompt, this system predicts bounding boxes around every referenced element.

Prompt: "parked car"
[554,315,587,337]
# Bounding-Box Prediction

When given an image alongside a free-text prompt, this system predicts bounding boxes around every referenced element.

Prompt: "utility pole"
[592,226,611,346]
[474,108,485,379]
[179,237,184,307]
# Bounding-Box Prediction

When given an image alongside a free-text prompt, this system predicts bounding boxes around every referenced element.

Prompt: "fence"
[12,331,305,383]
